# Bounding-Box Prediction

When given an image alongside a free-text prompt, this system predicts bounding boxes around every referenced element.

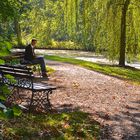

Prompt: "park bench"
[20,58,42,76]
[0,64,56,112]
[0,51,25,64]
[0,52,42,76]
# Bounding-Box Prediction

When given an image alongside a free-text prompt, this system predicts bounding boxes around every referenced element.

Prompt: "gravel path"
[46,60,140,140]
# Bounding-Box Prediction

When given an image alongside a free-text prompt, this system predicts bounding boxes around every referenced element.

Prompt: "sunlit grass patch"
[46,66,55,75]
[2,111,100,140]
[45,55,140,84]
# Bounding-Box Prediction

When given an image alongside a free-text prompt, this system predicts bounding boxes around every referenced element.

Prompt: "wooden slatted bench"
[0,52,42,77]
[20,59,42,77]
[0,52,25,65]
[0,64,56,112]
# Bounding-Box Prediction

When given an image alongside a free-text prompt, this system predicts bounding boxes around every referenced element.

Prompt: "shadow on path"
[96,100,140,140]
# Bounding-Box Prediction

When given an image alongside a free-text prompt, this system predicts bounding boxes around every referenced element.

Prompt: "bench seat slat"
[0,81,56,91]
[0,64,31,70]
[0,67,32,73]
[0,70,33,77]
[0,67,32,74]
[33,83,56,91]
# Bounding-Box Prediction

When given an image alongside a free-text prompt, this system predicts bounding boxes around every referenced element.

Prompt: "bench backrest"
[0,64,34,89]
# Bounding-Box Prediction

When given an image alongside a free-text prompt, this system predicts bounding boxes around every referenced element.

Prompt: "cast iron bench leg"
[29,91,34,112]
[46,90,52,108]
[28,90,53,112]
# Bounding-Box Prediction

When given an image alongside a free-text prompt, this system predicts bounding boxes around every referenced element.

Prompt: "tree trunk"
[14,18,22,47]
[119,0,130,66]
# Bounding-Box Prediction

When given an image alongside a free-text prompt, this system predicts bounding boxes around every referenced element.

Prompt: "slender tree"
[119,0,131,66]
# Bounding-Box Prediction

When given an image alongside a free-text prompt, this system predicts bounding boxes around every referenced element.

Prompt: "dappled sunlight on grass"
[46,66,55,75]
[2,111,100,140]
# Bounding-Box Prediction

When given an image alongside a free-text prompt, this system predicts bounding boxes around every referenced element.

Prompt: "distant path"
[13,49,140,69]
[46,60,140,140]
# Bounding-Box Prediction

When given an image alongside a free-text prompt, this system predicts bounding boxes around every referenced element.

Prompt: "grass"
[2,111,100,140]
[47,66,55,75]
[31,65,55,76]
[45,55,140,84]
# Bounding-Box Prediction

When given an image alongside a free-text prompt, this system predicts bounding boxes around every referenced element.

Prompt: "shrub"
[47,40,83,50]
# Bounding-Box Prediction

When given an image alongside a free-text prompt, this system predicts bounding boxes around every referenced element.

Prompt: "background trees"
[0,0,140,65]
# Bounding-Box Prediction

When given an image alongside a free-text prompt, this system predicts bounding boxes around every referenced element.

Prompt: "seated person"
[24,38,48,78]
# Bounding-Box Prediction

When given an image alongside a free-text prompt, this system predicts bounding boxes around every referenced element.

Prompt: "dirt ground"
[45,60,140,140]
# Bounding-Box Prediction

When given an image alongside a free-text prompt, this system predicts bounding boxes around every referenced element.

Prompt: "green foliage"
[2,111,100,139]
[46,66,55,75]
[0,85,10,101]
[12,105,22,117]
[10,0,137,64]
[45,55,140,84]
[47,40,82,50]
[0,0,18,19]
[5,74,17,84]
[0,106,21,119]
[0,62,21,120]
[0,41,12,56]
[0,59,4,64]
[4,109,14,119]
[1,0,140,63]
[0,0,27,44]
[0,84,22,119]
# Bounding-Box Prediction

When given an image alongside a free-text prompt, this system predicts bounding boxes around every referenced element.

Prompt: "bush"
[46,40,83,50]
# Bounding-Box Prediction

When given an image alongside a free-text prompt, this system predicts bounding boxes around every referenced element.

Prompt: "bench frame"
[1,52,42,77]
[0,64,56,112]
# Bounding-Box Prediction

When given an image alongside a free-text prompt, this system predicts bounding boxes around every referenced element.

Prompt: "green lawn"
[2,111,100,140]
[45,55,140,84]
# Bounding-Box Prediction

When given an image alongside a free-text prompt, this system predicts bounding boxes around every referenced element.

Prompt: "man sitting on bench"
[24,38,48,78]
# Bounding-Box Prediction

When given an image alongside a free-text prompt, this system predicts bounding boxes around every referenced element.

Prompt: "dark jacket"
[24,44,35,61]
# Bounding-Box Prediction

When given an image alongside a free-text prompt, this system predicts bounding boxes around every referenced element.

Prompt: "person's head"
[31,38,37,47]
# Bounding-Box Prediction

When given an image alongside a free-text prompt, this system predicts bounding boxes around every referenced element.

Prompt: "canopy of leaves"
[1,0,140,61]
